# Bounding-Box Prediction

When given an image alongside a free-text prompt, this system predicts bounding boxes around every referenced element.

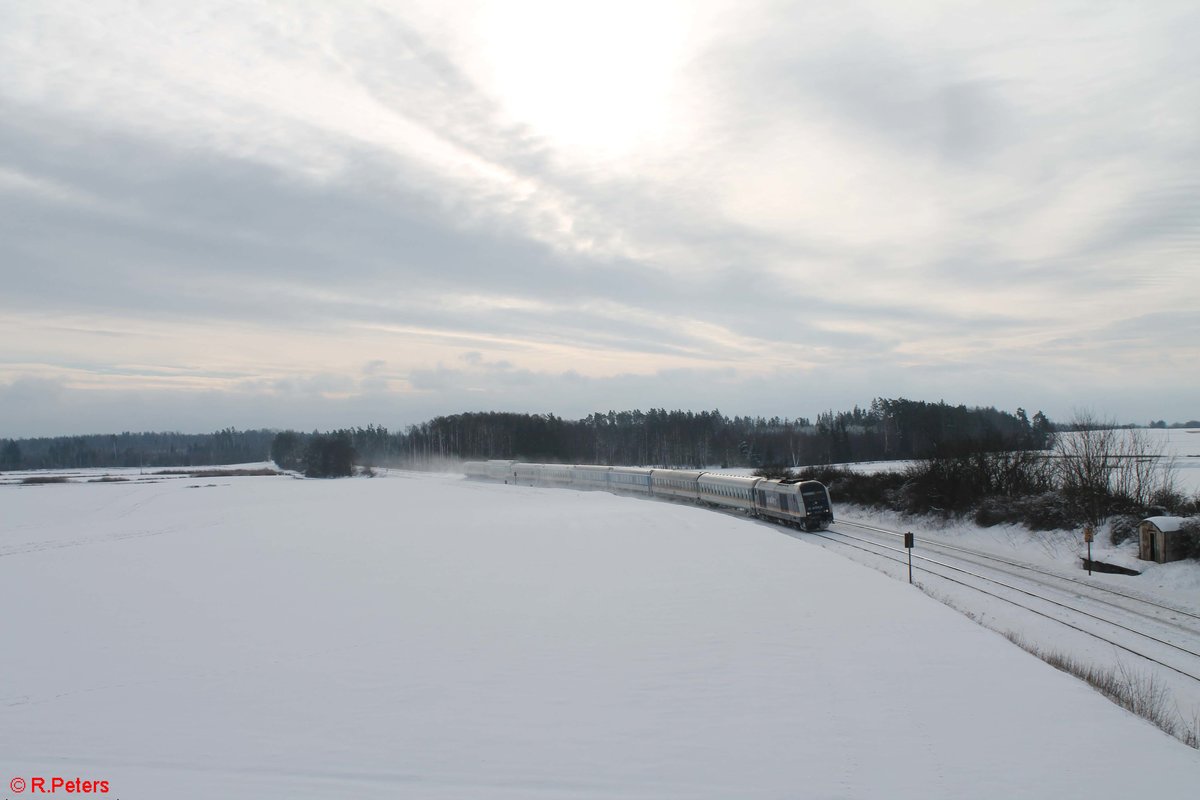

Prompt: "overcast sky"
[2,0,1197,437]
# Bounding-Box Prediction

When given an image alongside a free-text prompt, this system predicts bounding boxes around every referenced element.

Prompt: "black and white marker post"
[904,531,914,584]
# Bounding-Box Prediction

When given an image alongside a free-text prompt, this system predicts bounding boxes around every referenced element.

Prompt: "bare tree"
[1054,412,1180,525]
[1054,412,1119,526]
[1111,427,1169,508]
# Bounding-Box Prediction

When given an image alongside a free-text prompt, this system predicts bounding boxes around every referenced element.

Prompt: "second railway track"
[833,517,1200,636]
[807,522,1200,685]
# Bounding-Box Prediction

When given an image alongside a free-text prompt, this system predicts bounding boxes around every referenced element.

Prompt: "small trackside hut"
[1138,516,1188,563]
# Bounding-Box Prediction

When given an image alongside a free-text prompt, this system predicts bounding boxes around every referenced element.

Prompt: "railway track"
[834,518,1200,635]
[806,522,1200,685]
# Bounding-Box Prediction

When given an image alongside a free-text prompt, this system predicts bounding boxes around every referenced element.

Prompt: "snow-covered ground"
[820,506,1200,738]
[3,471,1199,798]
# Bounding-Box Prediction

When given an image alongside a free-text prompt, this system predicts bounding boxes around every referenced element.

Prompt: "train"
[462,460,834,531]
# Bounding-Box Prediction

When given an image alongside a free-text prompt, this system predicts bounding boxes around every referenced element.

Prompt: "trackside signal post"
[904,532,914,584]
[1084,525,1094,575]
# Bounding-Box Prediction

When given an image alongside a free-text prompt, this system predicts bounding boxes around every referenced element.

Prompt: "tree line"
[0,399,1051,474]
[371,400,1050,469]
[0,429,276,471]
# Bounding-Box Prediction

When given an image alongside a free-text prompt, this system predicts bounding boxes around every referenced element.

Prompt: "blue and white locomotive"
[463,460,834,532]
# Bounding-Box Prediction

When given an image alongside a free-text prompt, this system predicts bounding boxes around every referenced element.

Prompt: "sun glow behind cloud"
[467,0,697,164]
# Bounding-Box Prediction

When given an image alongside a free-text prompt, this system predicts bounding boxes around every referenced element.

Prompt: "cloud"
[1,0,1197,436]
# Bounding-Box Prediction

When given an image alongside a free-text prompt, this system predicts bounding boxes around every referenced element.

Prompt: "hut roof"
[1142,515,1185,532]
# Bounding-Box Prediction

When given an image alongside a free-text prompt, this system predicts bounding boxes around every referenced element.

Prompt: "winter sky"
[2,0,1198,436]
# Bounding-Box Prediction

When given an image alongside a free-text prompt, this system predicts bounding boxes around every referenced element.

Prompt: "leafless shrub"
[1177,517,1200,560]
[1108,514,1140,546]
[753,464,795,480]
[1183,709,1200,749]
[1114,659,1177,734]
[975,491,1078,530]
[21,475,70,484]
[794,466,907,507]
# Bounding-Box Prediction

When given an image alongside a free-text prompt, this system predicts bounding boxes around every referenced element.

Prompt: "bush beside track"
[793,452,1200,542]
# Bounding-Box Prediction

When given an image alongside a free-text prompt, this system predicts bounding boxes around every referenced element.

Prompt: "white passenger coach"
[463,460,834,531]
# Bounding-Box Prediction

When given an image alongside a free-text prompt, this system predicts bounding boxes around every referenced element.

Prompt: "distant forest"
[2,399,1054,472]
[1,428,277,472]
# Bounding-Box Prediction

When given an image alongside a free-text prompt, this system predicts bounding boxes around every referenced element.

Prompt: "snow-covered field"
[3,471,1199,798]
[0,462,282,487]
[1146,427,1200,494]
